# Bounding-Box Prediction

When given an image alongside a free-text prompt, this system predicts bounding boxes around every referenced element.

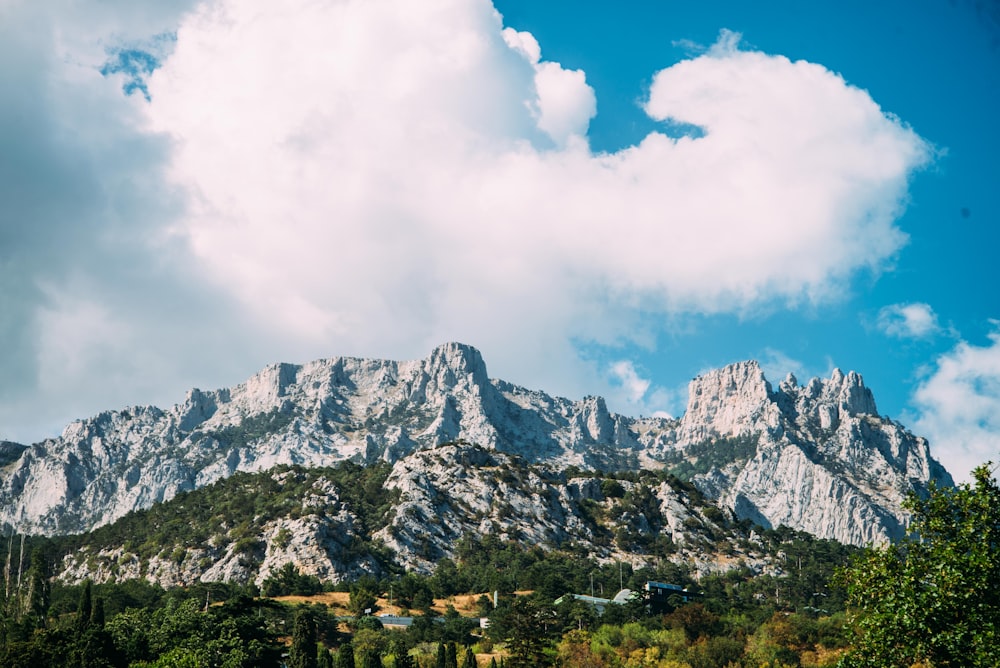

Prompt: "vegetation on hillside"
[0,452,994,666]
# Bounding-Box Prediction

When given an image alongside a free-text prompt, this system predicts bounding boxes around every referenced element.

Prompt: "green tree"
[488,597,553,667]
[349,586,378,617]
[393,644,414,668]
[435,642,447,668]
[75,580,93,633]
[23,548,51,623]
[337,641,356,668]
[462,647,477,668]
[290,608,319,668]
[838,463,1000,667]
[360,647,382,668]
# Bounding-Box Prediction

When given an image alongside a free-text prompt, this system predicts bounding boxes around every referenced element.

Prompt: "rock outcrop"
[0,344,952,547]
[59,443,763,587]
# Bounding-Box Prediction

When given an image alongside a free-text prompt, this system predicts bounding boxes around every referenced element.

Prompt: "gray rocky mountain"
[0,343,952,548]
[60,442,751,587]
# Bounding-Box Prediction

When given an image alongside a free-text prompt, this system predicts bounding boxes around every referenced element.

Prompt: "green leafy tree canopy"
[838,463,1000,667]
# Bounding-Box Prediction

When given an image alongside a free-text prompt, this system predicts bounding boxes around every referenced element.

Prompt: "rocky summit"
[0,343,952,548]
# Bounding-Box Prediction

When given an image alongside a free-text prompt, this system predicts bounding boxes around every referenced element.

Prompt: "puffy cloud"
[502,28,597,147]
[144,1,929,374]
[877,302,941,338]
[914,324,1000,483]
[758,348,808,384]
[1,0,933,440]
[607,360,675,418]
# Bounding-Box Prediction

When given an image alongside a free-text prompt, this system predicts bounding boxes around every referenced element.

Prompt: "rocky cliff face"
[58,443,765,587]
[669,361,951,545]
[0,343,952,547]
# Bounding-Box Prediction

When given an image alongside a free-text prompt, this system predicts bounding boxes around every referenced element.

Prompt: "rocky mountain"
[56,442,773,587]
[0,343,952,548]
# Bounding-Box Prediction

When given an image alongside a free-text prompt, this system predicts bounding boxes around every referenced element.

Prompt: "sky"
[1,0,998,483]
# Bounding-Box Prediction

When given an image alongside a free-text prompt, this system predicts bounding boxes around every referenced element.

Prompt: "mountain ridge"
[0,342,952,548]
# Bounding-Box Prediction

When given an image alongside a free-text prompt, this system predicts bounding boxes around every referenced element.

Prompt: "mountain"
[0,343,952,548]
[57,442,764,587]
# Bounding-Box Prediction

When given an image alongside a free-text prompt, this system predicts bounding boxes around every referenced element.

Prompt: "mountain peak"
[0,344,951,550]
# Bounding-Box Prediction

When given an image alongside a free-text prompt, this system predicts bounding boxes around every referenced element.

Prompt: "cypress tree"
[462,647,477,668]
[91,597,105,629]
[289,608,318,668]
[435,643,446,668]
[361,648,381,668]
[75,580,93,633]
[337,641,356,668]
[445,642,458,668]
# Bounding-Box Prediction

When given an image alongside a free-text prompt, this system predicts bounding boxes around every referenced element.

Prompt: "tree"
[488,597,553,667]
[435,642,447,668]
[75,581,93,633]
[349,586,378,618]
[360,647,382,668]
[23,548,50,623]
[289,608,319,668]
[337,641,356,668]
[462,647,477,668]
[838,464,1000,667]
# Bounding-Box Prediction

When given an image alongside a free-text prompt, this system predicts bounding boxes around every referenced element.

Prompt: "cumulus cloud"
[607,361,676,418]
[877,302,941,338]
[914,324,1000,483]
[759,348,808,384]
[1,0,933,441]
[146,2,929,365]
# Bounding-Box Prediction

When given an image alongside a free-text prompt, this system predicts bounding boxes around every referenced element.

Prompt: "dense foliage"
[50,460,400,577]
[838,463,1000,667]
[10,453,996,666]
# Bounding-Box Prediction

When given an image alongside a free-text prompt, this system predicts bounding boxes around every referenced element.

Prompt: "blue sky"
[1,0,998,482]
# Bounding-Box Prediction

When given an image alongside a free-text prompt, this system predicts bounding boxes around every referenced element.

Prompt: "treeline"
[0,527,855,667]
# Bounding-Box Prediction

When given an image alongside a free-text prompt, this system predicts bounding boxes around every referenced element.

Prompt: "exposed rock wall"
[0,343,952,547]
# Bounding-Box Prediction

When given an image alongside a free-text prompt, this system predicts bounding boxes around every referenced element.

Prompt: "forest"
[0,464,996,667]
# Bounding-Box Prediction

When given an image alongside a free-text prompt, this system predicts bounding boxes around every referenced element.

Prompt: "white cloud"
[914,324,1000,483]
[607,360,676,418]
[1,0,934,441]
[758,348,807,385]
[142,3,929,375]
[609,361,650,404]
[877,302,941,338]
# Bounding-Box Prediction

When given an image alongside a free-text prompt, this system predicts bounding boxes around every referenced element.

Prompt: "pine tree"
[318,647,334,668]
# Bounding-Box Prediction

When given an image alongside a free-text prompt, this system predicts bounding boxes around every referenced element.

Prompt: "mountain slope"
[0,343,952,546]
[54,442,773,587]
